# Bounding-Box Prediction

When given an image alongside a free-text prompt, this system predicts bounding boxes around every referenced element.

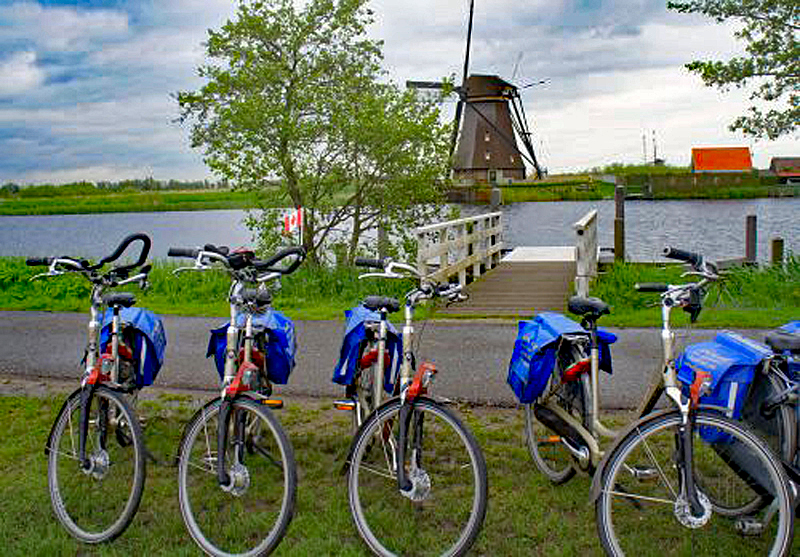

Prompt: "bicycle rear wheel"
[524,348,590,483]
[47,385,146,543]
[177,397,296,557]
[347,397,488,557]
[595,409,793,556]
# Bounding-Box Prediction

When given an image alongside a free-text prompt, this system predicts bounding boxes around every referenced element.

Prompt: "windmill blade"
[450,99,465,159]
[451,0,475,160]
[406,80,446,90]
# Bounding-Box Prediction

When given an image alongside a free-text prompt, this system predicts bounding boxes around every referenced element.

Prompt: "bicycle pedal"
[334,399,356,411]
[260,398,284,409]
[735,517,765,536]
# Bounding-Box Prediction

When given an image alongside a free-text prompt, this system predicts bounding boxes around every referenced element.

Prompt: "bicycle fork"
[216,398,249,494]
[396,402,429,501]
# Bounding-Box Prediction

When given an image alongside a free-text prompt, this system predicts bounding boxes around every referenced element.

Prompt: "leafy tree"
[177,0,450,265]
[668,0,799,139]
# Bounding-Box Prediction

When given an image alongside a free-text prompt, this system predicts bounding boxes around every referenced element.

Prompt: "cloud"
[0,2,129,52]
[0,51,45,96]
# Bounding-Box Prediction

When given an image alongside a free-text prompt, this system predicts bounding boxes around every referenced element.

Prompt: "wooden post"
[614,186,625,262]
[745,215,757,263]
[771,237,784,266]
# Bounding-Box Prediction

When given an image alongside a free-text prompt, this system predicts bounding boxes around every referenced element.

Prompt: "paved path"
[0,311,771,409]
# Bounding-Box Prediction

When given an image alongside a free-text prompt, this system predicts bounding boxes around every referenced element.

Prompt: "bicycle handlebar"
[355,257,386,270]
[663,246,703,267]
[255,246,306,275]
[91,232,151,272]
[169,244,306,277]
[635,283,670,293]
[167,247,199,259]
[26,257,54,267]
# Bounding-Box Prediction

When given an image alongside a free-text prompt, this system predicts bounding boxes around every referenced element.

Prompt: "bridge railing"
[415,212,503,285]
[573,209,598,297]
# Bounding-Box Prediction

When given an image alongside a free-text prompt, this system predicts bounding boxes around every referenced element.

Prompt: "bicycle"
[33,233,164,543]
[341,257,488,557]
[507,247,794,555]
[168,243,305,557]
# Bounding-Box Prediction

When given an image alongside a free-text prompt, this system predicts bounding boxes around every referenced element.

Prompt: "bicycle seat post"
[375,307,389,409]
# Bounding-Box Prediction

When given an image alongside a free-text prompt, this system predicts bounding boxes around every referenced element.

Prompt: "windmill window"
[485,151,491,161]
[484,131,491,142]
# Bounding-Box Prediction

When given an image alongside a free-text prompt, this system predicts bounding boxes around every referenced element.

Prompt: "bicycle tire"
[595,409,794,557]
[47,385,146,543]
[347,397,488,557]
[524,345,590,484]
[177,396,296,557]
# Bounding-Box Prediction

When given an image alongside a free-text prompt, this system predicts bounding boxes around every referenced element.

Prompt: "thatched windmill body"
[408,0,544,184]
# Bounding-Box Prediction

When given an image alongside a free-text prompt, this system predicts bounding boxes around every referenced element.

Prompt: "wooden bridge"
[415,210,598,317]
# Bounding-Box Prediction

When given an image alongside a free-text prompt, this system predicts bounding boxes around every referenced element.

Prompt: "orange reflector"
[261,399,284,409]
[562,357,591,382]
[334,399,356,411]
[544,436,562,444]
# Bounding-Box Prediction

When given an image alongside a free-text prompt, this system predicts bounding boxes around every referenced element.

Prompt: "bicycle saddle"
[362,296,401,313]
[568,296,610,320]
[765,330,800,354]
[103,292,137,308]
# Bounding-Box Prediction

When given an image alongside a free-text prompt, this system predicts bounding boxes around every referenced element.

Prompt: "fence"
[574,209,598,297]
[415,212,503,285]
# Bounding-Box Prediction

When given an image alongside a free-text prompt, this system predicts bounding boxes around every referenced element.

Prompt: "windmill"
[407,0,544,184]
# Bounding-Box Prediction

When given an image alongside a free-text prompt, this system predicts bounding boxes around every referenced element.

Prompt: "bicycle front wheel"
[347,397,488,557]
[47,385,146,543]
[595,409,793,556]
[177,397,296,557]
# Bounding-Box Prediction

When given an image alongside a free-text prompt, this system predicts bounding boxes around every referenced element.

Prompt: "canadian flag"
[283,207,303,234]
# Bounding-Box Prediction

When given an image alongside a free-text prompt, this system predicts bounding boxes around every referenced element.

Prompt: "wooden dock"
[437,247,577,316]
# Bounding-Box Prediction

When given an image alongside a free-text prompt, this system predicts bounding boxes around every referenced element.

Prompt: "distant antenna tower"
[642,133,647,164]
[652,129,657,164]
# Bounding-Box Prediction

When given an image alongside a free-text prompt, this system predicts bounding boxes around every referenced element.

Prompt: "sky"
[0,0,796,184]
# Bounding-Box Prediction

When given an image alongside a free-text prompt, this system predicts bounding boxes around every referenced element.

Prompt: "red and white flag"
[283,207,303,234]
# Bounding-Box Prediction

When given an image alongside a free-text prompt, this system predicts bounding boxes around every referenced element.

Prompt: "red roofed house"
[769,157,800,184]
[691,147,752,173]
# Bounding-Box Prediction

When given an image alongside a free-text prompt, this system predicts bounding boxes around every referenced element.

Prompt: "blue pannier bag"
[99,307,167,388]
[207,309,296,385]
[677,331,771,443]
[778,321,800,377]
[332,305,402,394]
[507,312,616,404]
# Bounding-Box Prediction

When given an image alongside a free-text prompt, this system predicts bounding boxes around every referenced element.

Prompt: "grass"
[1,256,796,327]
[588,259,800,328]
[0,258,422,321]
[3,391,798,555]
[0,190,268,216]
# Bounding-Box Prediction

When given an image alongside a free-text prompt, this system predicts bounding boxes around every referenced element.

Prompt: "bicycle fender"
[44,387,83,456]
[588,407,677,504]
[341,396,437,476]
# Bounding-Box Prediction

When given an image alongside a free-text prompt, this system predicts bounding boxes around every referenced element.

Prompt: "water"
[1,199,798,262]
[463,198,800,263]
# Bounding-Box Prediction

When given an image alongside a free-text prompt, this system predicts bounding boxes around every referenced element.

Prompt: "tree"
[177,0,450,265]
[667,0,799,140]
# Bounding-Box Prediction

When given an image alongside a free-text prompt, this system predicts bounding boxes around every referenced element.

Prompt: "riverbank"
[2,175,797,216]
[1,257,796,327]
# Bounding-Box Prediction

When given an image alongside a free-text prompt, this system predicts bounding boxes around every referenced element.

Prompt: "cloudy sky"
[0,0,796,184]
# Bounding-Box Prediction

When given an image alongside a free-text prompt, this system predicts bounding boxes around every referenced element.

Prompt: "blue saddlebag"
[778,321,800,377]
[677,331,771,442]
[99,307,167,388]
[207,309,296,384]
[507,313,586,403]
[332,305,402,394]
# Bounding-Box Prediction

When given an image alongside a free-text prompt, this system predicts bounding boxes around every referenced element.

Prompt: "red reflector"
[562,358,591,382]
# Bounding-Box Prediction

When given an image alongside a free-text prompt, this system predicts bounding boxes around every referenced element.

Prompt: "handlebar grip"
[635,283,670,293]
[168,247,199,258]
[255,246,306,274]
[355,257,385,270]
[26,257,53,266]
[663,247,702,266]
